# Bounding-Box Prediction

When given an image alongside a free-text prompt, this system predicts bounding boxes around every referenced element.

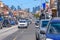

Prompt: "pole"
[45,0,46,19]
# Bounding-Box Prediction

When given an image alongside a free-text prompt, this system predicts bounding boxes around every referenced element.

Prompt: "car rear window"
[41,21,49,27]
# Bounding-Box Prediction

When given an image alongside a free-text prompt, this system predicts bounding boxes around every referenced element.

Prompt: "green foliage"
[34,13,40,18]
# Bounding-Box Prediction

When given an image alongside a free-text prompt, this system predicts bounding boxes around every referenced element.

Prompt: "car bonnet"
[46,34,60,40]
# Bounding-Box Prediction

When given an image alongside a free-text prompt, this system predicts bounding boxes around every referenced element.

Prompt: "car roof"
[40,19,50,22]
[52,17,60,20]
[51,17,60,22]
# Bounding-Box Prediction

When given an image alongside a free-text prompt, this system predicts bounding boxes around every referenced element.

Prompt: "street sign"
[42,3,46,10]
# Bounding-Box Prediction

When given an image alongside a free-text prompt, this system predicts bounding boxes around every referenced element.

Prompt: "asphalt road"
[3,23,36,40]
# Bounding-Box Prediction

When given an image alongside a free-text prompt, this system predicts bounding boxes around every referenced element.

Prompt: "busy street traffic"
[0,0,60,40]
[0,23,36,40]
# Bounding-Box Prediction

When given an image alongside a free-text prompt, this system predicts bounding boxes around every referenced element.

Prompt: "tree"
[34,13,40,19]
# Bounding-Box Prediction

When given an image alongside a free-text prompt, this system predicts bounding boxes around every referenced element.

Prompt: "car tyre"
[0,27,2,29]
[18,26,20,29]
[36,34,39,40]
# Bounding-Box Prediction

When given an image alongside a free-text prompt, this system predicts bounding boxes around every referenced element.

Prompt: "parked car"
[9,19,16,25]
[9,18,18,25]
[39,17,60,40]
[3,19,11,27]
[36,19,50,40]
[27,19,32,25]
[39,13,45,20]
[18,19,28,28]
[40,19,50,31]
[0,16,4,29]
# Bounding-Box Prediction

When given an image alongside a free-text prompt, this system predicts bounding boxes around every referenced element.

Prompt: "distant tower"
[17,5,21,10]
[11,5,16,10]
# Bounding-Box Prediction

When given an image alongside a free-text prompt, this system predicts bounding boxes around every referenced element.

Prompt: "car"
[40,19,50,31]
[39,17,60,40]
[46,12,52,19]
[27,19,32,25]
[35,19,50,40]
[9,19,18,25]
[0,16,4,29]
[9,19,15,25]
[3,19,11,27]
[35,19,40,28]
[18,19,28,28]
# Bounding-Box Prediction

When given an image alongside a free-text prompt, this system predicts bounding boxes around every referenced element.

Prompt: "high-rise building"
[32,7,36,13]
[32,6,40,14]
[24,8,30,13]
[17,6,21,10]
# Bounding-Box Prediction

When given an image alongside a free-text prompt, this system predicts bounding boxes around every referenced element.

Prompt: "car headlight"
[49,15,51,18]
[46,38,53,40]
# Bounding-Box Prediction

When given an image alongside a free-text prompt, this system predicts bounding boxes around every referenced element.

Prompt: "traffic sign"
[42,3,46,10]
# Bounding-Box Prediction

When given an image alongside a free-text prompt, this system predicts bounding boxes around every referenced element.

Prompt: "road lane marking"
[13,30,24,40]
[13,36,17,40]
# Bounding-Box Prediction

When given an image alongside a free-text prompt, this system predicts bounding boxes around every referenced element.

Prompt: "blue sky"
[2,0,49,11]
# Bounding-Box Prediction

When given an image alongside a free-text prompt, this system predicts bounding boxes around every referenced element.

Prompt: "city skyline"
[2,0,50,12]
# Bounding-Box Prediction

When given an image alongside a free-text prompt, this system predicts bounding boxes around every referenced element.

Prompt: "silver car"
[39,17,60,40]
[36,19,50,40]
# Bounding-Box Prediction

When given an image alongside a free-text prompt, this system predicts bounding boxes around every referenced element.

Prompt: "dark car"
[35,20,40,28]
[3,19,11,27]
[39,13,45,20]
[9,19,18,25]
[9,20,16,25]
[0,16,4,29]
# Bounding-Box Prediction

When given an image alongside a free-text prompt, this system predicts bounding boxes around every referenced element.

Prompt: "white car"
[18,19,28,28]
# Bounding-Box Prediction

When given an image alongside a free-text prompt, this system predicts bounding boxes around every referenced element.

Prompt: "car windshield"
[41,21,49,27]
[36,20,39,23]
[48,21,60,34]
[19,20,26,23]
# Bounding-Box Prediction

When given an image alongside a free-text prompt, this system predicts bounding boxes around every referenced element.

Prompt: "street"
[0,23,36,40]
[0,0,59,40]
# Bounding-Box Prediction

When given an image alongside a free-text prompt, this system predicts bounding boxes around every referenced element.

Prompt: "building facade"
[50,0,58,17]
[50,0,57,8]
[57,0,60,17]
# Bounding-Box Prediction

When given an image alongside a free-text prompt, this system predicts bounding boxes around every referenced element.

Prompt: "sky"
[2,0,49,11]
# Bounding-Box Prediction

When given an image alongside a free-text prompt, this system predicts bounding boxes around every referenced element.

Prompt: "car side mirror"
[40,30,46,34]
